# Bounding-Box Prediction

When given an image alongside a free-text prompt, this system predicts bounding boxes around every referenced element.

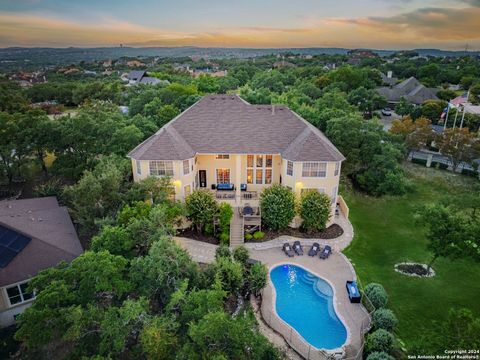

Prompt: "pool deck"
[174,213,370,359]
[250,249,370,358]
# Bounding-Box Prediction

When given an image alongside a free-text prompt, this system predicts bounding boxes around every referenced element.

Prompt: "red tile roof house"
[128,94,345,246]
[0,197,83,328]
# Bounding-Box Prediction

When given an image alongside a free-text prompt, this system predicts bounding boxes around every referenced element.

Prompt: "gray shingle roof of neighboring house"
[377,77,438,104]
[128,94,345,162]
[0,197,83,287]
[127,70,146,81]
[380,72,398,86]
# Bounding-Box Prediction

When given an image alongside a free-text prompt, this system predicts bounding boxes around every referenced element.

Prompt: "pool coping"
[265,261,353,356]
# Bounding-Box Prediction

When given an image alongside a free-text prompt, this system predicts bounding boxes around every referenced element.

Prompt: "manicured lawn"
[343,164,480,350]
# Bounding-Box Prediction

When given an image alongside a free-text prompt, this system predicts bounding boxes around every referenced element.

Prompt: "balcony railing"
[214,190,259,201]
[242,191,258,200]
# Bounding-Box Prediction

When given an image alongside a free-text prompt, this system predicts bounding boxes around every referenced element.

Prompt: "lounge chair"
[283,243,295,257]
[319,245,332,259]
[308,242,320,256]
[293,241,303,255]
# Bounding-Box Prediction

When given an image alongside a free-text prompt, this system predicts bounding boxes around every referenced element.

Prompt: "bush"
[247,262,268,295]
[253,231,265,240]
[365,283,388,309]
[245,233,253,241]
[366,351,395,360]
[299,190,331,232]
[373,308,398,332]
[260,185,295,231]
[233,246,249,265]
[366,329,395,354]
[218,203,233,232]
[34,178,63,198]
[219,231,230,245]
[186,190,218,234]
[215,245,231,261]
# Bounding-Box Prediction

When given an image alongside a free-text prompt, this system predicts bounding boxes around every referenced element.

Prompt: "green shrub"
[215,245,231,261]
[233,246,249,265]
[365,283,388,309]
[373,308,398,332]
[247,262,268,295]
[260,185,295,231]
[219,231,230,245]
[34,178,63,198]
[186,190,218,234]
[366,329,395,354]
[245,233,253,241]
[366,351,395,360]
[218,203,233,232]
[299,190,331,232]
[253,231,265,240]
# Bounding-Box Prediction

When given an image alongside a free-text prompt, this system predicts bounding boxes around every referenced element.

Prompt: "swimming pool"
[270,264,347,350]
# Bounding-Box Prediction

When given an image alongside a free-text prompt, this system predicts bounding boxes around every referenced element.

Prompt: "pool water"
[270,264,347,350]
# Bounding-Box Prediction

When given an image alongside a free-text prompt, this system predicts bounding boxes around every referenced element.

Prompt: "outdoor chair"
[293,241,304,255]
[282,243,295,257]
[319,245,332,259]
[308,242,320,256]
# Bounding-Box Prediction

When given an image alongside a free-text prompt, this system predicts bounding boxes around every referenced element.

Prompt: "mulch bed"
[252,223,344,242]
[394,262,435,278]
[176,228,220,245]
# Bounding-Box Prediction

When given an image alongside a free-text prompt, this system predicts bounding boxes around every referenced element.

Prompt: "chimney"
[387,70,393,79]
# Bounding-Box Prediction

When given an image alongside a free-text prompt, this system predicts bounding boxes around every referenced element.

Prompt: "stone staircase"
[229,211,244,247]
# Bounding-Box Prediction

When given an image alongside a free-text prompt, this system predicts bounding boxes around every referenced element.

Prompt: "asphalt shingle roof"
[128,94,345,162]
[377,77,438,104]
[0,197,83,287]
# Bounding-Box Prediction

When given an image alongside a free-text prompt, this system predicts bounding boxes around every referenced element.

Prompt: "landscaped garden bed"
[248,223,344,242]
[176,228,219,245]
[394,262,435,278]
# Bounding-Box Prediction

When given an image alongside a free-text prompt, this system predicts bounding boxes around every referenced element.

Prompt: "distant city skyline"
[1,0,479,50]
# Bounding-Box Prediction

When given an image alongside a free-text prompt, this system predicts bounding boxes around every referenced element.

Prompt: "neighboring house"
[121,70,169,86]
[0,197,83,328]
[380,71,398,86]
[377,77,439,105]
[322,63,336,71]
[347,49,378,66]
[127,60,145,67]
[128,94,345,241]
[192,69,228,78]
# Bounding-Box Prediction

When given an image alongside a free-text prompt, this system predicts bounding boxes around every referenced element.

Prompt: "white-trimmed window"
[247,154,273,184]
[302,162,327,177]
[334,162,340,176]
[149,161,174,176]
[6,282,35,307]
[215,154,230,159]
[287,161,293,176]
[183,159,190,175]
[331,186,338,204]
[136,160,141,175]
[216,168,230,184]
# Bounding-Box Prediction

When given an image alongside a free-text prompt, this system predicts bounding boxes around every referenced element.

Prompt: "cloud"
[0,5,479,50]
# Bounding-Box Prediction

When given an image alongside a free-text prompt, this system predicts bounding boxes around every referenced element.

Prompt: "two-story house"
[128,94,345,240]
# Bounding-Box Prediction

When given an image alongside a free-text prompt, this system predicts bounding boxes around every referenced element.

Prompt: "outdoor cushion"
[217,183,234,190]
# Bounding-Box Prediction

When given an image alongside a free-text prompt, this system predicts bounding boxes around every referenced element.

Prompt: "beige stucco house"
[128,94,345,243]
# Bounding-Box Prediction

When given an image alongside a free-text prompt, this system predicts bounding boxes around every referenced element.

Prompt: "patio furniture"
[319,245,332,259]
[293,241,303,255]
[346,280,361,303]
[240,183,247,191]
[243,205,254,216]
[308,242,320,256]
[216,183,234,191]
[282,243,295,257]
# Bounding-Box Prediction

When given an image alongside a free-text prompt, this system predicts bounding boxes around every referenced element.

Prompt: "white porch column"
[235,154,242,205]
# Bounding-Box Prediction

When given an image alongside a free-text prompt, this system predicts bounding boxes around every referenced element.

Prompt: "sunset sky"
[1,0,479,49]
